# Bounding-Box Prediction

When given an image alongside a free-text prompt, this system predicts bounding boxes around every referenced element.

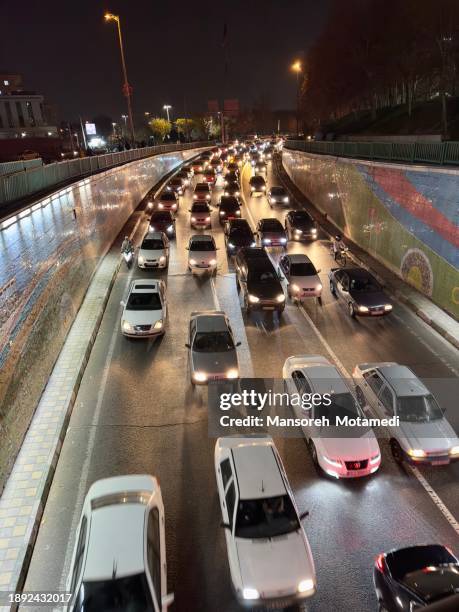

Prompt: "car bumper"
[249,302,285,313]
[121,328,164,338]
[138,261,167,269]
[405,452,459,466]
[190,263,217,271]
[290,288,322,299]
[355,308,392,317]
[236,587,316,608]
[291,231,318,241]
[318,457,381,478]
[191,221,211,228]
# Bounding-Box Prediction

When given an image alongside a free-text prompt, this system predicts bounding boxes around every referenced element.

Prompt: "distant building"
[0,72,58,139]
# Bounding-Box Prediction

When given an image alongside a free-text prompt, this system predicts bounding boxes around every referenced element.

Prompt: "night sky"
[1,0,331,122]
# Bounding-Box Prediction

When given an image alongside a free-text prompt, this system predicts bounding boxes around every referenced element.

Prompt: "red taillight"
[375,554,385,572]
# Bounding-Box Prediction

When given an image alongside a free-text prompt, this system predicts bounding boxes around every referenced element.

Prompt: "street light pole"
[291,60,302,137]
[163,105,171,122]
[105,12,135,145]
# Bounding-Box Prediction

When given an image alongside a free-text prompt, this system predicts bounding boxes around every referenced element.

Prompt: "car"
[166,177,184,196]
[235,249,285,313]
[210,158,223,173]
[267,186,289,206]
[224,181,241,198]
[278,254,322,301]
[156,191,178,212]
[175,170,190,186]
[203,168,216,186]
[120,279,167,337]
[189,201,212,229]
[353,362,459,465]
[182,163,194,178]
[257,218,287,248]
[285,210,318,241]
[233,154,243,167]
[225,224,257,255]
[218,196,241,225]
[149,211,176,237]
[185,311,240,384]
[254,161,267,174]
[329,267,393,317]
[191,159,204,173]
[249,175,266,195]
[226,162,239,174]
[264,146,274,159]
[224,171,239,185]
[187,234,218,273]
[193,182,212,201]
[66,475,174,612]
[373,544,459,611]
[283,355,381,478]
[214,436,316,608]
[137,231,169,269]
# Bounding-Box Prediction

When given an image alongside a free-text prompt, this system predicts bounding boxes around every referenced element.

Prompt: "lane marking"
[408,465,459,536]
[210,277,220,310]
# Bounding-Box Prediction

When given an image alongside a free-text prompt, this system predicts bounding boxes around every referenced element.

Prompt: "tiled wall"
[283,150,459,319]
[0,148,200,485]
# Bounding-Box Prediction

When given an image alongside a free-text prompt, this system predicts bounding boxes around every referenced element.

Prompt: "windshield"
[291,212,312,223]
[192,203,210,212]
[350,276,381,292]
[126,292,162,311]
[235,495,300,539]
[262,221,283,232]
[271,188,285,195]
[290,262,316,276]
[162,192,176,199]
[151,213,172,222]
[193,331,234,352]
[251,178,265,185]
[189,240,215,251]
[316,393,360,419]
[388,546,457,580]
[248,267,277,282]
[231,230,252,242]
[396,394,444,422]
[141,239,164,250]
[222,203,239,212]
[72,573,154,612]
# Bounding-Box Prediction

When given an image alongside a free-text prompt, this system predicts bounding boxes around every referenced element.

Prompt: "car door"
[377,384,395,421]
[279,255,290,280]
[159,282,167,321]
[335,271,350,304]
[361,370,386,416]
[146,507,162,612]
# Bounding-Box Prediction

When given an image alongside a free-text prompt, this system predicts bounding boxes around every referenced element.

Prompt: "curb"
[275,154,459,351]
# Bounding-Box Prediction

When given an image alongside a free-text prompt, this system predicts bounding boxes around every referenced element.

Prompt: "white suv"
[66,475,174,611]
[214,436,316,608]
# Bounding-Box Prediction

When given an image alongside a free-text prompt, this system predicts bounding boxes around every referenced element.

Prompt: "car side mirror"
[161,593,174,607]
[220,521,231,530]
[278,273,285,281]
[299,511,309,521]
[186,247,189,250]
[317,268,321,274]
[188,209,191,212]
[236,341,242,347]
[120,300,125,307]
[185,343,191,348]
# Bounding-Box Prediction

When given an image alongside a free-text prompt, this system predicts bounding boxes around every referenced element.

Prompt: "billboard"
[85,122,96,136]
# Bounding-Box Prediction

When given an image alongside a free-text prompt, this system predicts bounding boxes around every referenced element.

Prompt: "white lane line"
[408,465,459,536]
[210,277,220,310]
[240,163,257,230]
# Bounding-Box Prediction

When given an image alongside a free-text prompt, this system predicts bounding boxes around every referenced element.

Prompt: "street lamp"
[291,60,302,137]
[104,12,135,145]
[163,105,172,122]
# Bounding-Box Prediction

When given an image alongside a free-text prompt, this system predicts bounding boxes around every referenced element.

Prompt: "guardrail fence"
[284,139,459,166]
[0,141,213,210]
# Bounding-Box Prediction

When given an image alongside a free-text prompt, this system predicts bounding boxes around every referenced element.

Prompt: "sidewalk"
[276,155,459,350]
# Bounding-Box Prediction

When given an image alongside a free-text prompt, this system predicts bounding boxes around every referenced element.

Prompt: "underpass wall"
[282,149,459,319]
[0,147,202,487]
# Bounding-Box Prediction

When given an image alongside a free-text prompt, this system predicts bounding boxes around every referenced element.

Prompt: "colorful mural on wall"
[282,150,459,320]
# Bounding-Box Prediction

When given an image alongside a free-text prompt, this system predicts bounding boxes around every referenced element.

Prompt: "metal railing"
[0,158,43,177]
[0,141,213,209]
[284,139,459,166]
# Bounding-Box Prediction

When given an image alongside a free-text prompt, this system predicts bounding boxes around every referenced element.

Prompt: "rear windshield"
[126,292,162,310]
[73,574,154,612]
[388,546,457,580]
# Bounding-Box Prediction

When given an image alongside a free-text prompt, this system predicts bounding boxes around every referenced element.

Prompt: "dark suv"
[235,248,285,313]
[225,220,256,255]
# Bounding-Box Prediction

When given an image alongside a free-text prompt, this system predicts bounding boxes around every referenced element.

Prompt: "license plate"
[431,459,449,466]
[263,306,275,311]
[347,470,365,477]
[371,310,383,315]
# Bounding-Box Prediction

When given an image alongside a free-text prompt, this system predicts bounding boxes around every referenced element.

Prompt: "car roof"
[130,279,160,293]
[191,311,228,332]
[232,444,286,500]
[286,254,312,264]
[84,504,145,580]
[376,364,429,396]
[343,267,373,279]
[300,363,350,394]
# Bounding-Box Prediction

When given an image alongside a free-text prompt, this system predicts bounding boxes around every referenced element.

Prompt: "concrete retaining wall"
[282,149,459,319]
[0,148,202,485]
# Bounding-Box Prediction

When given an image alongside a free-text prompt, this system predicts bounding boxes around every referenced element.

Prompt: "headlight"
[295,228,303,234]
[191,216,197,222]
[261,186,266,190]
[189,258,197,265]
[263,238,271,244]
[316,283,323,291]
[226,368,239,379]
[224,191,229,196]
[122,320,133,332]
[205,216,211,222]
[248,294,260,304]
[209,258,217,266]
[291,283,300,293]
[159,255,166,263]
[220,211,225,216]
[298,579,314,594]
[193,371,207,383]
[158,203,164,209]
[408,448,427,458]
[384,304,393,311]
[358,305,369,312]
[449,446,459,456]
[276,293,285,303]
[228,242,235,249]
[311,227,318,234]
[369,453,381,465]
[138,255,145,265]
[235,191,240,196]
[150,225,155,231]
[280,237,287,244]
[250,241,257,247]
[172,204,177,210]
[206,194,211,200]
[236,210,241,215]
[242,588,259,600]
[153,320,163,330]
[167,225,174,233]
[283,196,289,202]
[147,201,153,209]
[193,194,197,199]
[323,455,342,468]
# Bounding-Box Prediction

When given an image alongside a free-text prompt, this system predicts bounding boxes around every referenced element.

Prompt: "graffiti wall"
[282,149,459,319]
[0,148,201,484]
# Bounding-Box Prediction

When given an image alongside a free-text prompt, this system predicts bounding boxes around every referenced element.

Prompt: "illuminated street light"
[104,12,135,144]
[163,105,172,122]
[290,60,303,136]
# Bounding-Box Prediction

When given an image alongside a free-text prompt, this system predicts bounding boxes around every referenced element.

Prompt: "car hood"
[236,531,315,597]
[138,248,166,259]
[348,290,390,307]
[191,350,238,374]
[230,234,253,246]
[247,279,283,299]
[291,274,320,288]
[292,221,314,230]
[318,430,380,460]
[189,249,216,262]
[123,308,163,326]
[262,230,286,239]
[398,418,458,452]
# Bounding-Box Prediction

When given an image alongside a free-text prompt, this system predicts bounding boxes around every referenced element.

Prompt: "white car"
[353,362,459,465]
[137,231,169,269]
[187,234,217,273]
[121,279,167,337]
[278,254,322,301]
[66,475,174,612]
[283,355,381,478]
[215,436,316,607]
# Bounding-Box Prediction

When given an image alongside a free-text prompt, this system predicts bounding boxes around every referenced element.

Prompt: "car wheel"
[356,386,366,408]
[348,302,356,317]
[391,439,404,464]
[329,280,336,296]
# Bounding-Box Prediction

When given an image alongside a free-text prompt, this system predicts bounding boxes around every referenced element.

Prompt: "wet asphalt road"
[23,154,459,612]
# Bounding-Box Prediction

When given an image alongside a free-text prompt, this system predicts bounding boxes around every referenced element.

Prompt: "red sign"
[224,99,239,115]
[208,100,219,113]
[122,82,133,97]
